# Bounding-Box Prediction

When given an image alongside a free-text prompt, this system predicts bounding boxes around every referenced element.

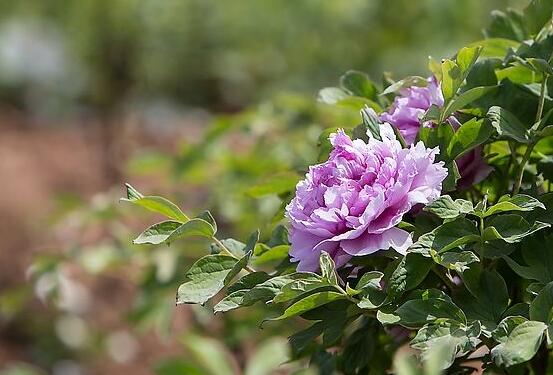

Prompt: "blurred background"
[0,1,526,374]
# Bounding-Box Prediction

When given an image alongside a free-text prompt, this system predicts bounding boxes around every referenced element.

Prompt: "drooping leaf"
[487,106,532,143]
[411,321,481,370]
[271,291,347,321]
[492,316,528,343]
[490,321,547,367]
[387,253,432,299]
[213,272,271,313]
[273,275,330,304]
[177,255,238,305]
[424,195,474,219]
[481,194,545,217]
[395,298,467,328]
[482,214,550,243]
[134,217,216,245]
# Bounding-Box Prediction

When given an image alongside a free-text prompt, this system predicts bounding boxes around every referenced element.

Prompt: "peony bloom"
[380,76,491,188]
[285,124,448,271]
[380,76,444,145]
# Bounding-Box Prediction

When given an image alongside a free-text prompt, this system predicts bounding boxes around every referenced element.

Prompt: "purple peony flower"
[380,77,444,145]
[285,124,448,271]
[380,76,491,188]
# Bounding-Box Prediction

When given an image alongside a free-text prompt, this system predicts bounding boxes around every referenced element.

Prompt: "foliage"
[127,0,553,373]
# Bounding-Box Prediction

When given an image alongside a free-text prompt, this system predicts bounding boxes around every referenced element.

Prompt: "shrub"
[127,1,553,373]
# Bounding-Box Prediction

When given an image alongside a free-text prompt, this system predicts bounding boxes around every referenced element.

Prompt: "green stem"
[212,236,256,273]
[512,75,548,194]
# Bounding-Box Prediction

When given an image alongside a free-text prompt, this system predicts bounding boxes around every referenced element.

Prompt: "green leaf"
[213,272,271,313]
[247,173,299,197]
[492,316,528,343]
[442,161,460,192]
[424,195,474,219]
[318,87,348,104]
[380,76,427,96]
[273,275,330,304]
[490,321,547,367]
[503,234,553,283]
[461,267,509,324]
[244,273,313,305]
[133,217,216,245]
[467,38,520,58]
[482,194,545,217]
[487,106,532,143]
[122,183,188,222]
[412,217,480,254]
[529,281,553,324]
[271,291,347,321]
[485,8,526,41]
[340,70,377,100]
[177,255,238,305]
[523,0,553,36]
[133,220,182,245]
[442,86,497,121]
[431,251,479,273]
[355,272,386,309]
[446,118,495,160]
[456,46,483,74]
[441,59,463,101]
[387,253,432,299]
[395,298,466,328]
[482,215,550,243]
[253,245,289,265]
[224,230,258,284]
[411,321,481,370]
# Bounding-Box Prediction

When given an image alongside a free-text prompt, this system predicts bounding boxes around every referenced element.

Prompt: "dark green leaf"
[482,194,545,217]
[529,281,553,323]
[387,253,432,299]
[442,86,497,121]
[395,298,466,328]
[482,214,550,243]
[177,255,237,305]
[271,291,347,321]
[424,195,474,219]
[340,70,377,100]
[487,106,532,143]
[447,118,495,160]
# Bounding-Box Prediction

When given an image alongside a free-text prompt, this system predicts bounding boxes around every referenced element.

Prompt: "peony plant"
[126,1,553,373]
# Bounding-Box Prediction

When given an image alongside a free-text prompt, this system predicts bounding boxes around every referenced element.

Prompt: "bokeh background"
[0,1,526,374]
